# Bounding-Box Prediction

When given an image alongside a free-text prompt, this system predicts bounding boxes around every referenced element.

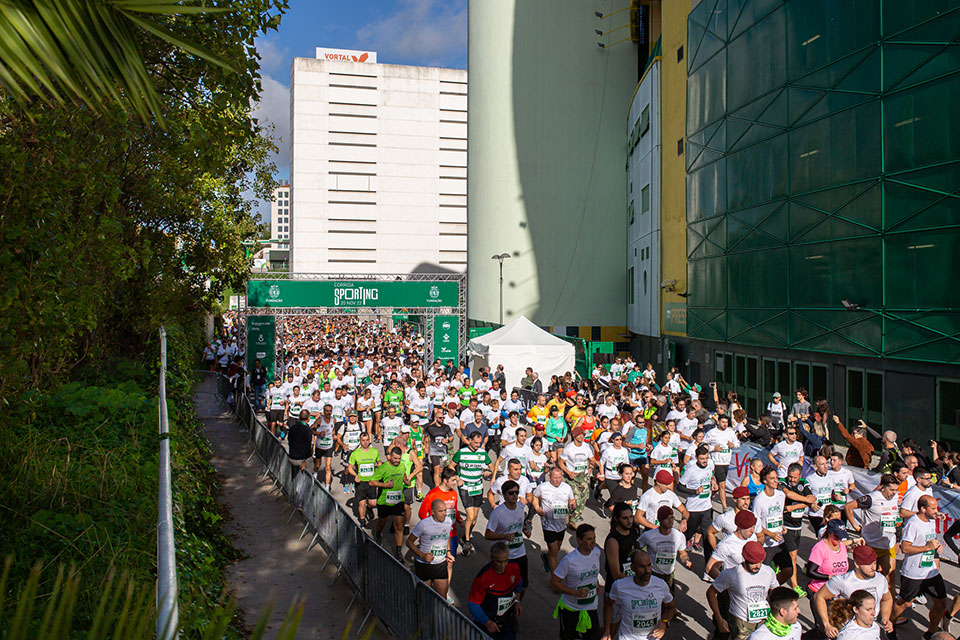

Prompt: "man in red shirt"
[468,541,523,639]
[418,467,462,584]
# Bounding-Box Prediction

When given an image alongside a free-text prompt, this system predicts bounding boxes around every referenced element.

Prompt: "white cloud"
[251,72,290,222]
[257,38,290,76]
[357,0,466,66]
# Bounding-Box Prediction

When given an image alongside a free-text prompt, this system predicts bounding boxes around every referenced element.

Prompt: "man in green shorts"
[371,446,411,561]
[450,429,494,556]
[346,431,381,526]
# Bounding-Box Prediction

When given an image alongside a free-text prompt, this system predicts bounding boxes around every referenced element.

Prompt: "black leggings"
[945,519,960,557]
[686,509,714,542]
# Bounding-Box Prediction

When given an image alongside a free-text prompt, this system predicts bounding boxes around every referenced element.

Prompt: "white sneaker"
[915,593,927,605]
[701,572,714,583]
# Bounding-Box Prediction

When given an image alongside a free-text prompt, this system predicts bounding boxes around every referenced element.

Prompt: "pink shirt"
[807,539,849,592]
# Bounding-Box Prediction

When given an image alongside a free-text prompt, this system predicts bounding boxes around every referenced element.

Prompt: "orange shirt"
[419,487,460,537]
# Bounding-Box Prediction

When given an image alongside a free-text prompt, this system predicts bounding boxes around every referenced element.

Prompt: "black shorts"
[377,502,404,519]
[543,527,565,545]
[404,487,415,505]
[899,574,946,602]
[714,464,729,483]
[459,489,484,509]
[314,447,333,459]
[269,409,284,423]
[783,528,802,553]
[414,560,448,581]
[428,454,446,468]
[510,555,528,591]
[355,481,377,502]
[765,545,792,570]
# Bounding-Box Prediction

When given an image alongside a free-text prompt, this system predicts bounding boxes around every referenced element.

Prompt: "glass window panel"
[848,369,864,410]
[812,365,828,403]
[866,372,883,413]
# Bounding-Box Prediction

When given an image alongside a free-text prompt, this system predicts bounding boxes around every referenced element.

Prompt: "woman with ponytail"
[830,589,880,639]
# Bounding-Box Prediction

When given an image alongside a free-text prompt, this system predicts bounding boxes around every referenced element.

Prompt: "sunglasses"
[504,490,520,496]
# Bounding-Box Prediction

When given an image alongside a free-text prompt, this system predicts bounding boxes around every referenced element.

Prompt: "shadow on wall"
[510,0,635,327]
[409,262,461,275]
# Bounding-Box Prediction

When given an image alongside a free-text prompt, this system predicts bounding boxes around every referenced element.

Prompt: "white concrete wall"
[627,61,661,337]
[289,56,467,274]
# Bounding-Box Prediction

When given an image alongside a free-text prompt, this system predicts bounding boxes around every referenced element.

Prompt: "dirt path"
[194,380,388,639]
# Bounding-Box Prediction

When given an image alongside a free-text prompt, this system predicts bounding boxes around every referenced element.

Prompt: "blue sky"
[252,0,467,221]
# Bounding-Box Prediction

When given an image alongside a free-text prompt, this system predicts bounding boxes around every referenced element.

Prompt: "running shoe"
[915,594,927,605]
[793,585,807,598]
[416,490,424,501]
[394,547,404,562]
[461,540,474,556]
[541,551,550,573]
[701,572,713,583]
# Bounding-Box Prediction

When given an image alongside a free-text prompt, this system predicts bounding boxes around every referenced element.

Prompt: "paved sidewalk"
[195,381,388,639]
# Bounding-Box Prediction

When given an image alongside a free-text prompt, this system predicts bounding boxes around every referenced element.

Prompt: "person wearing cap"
[891,495,948,639]
[335,409,364,492]
[623,411,652,490]
[708,486,754,564]
[767,392,787,431]
[708,540,780,639]
[806,519,851,596]
[752,465,793,586]
[705,510,760,579]
[746,586,802,640]
[637,506,692,593]
[601,549,676,640]
[636,470,689,532]
[559,426,598,526]
[544,404,569,464]
[813,545,893,638]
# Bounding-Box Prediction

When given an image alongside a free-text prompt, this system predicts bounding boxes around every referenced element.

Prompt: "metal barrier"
[208,375,491,639]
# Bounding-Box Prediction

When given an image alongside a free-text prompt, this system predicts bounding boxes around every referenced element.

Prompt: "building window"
[643,270,647,295]
[627,267,635,304]
[677,45,683,62]
[628,200,635,225]
[641,185,650,214]
[640,105,650,136]
[677,139,684,155]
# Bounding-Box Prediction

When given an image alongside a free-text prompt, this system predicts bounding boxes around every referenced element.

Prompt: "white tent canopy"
[467,316,576,390]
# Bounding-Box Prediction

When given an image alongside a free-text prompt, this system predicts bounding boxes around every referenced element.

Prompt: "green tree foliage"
[0,0,285,393]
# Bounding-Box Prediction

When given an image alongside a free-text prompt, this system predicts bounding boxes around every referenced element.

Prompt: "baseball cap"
[741,541,765,564]
[731,486,750,499]
[447,401,459,409]
[853,545,877,565]
[734,510,757,529]
[655,470,673,485]
[571,427,585,438]
[773,392,781,398]
[656,506,674,522]
[825,519,849,540]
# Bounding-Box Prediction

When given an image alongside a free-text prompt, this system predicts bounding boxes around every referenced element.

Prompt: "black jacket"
[288,421,313,460]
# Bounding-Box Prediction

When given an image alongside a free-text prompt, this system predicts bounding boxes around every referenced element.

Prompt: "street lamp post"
[491,253,511,326]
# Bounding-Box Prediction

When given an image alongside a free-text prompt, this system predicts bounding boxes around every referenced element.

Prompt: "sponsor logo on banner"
[430,285,440,299]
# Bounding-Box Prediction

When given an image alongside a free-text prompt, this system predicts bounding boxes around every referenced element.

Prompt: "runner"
[890,495,947,638]
[707,486,754,575]
[704,414,740,510]
[779,462,817,597]
[752,465,792,586]
[335,410,363,492]
[559,427,597,527]
[768,426,804,480]
[637,506,692,593]
[805,455,835,533]
[489,459,533,508]
[533,466,577,573]
[485,480,531,599]
[380,405,404,449]
[450,429,494,556]
[601,549,675,640]
[550,523,603,640]
[677,444,717,558]
[604,502,642,584]
[407,498,455,600]
[311,403,336,490]
[496,427,532,480]
[900,467,934,520]
[371,446,410,561]
[345,431,381,525]
[812,546,893,639]
[745,586,802,640]
[267,377,287,435]
[418,467,461,583]
[830,590,880,640]
[707,541,780,639]
[705,510,759,579]
[426,406,452,487]
[468,542,523,640]
[844,473,900,593]
[636,470,688,532]
[598,432,631,500]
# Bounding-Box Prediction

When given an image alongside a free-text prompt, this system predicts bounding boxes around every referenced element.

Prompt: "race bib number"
[431,546,447,559]
[318,435,333,449]
[385,490,402,505]
[573,461,588,474]
[698,482,711,499]
[655,553,675,572]
[552,505,568,518]
[346,431,360,447]
[881,513,896,534]
[632,612,657,630]
[920,550,935,568]
[467,484,482,496]
[496,595,515,616]
[767,517,782,530]
[576,583,597,606]
[358,463,375,476]
[622,562,635,577]
[747,602,770,622]
[508,531,523,549]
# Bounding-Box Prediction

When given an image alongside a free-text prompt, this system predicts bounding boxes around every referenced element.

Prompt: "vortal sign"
[247,280,457,309]
[315,47,377,63]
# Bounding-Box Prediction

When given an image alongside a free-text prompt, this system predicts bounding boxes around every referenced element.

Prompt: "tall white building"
[270,182,290,248]
[289,47,467,274]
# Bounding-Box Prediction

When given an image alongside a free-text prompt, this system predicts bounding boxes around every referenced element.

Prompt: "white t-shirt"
[704,427,740,466]
[856,491,899,549]
[637,527,686,576]
[561,442,594,476]
[748,619,802,640]
[381,415,405,442]
[638,488,681,527]
[601,446,631,480]
[410,516,453,564]
[499,443,533,475]
[651,443,677,473]
[804,471,835,515]
[534,482,575,532]
[900,485,933,515]
[409,396,431,426]
[713,508,739,539]
[313,417,336,450]
[900,514,939,580]
[500,423,519,445]
[552,547,602,611]
[712,564,779,623]
[597,403,619,421]
[766,401,787,427]
[679,460,715,512]
[677,417,699,439]
[491,475,533,506]
[828,467,855,504]
[608,576,673,639]
[770,440,804,477]
[824,570,889,603]
[835,620,881,640]
[752,489,786,547]
[337,421,363,450]
[486,502,527,558]
[712,533,758,570]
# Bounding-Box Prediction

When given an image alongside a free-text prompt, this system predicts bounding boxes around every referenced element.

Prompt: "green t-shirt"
[371,462,406,505]
[452,447,492,495]
[384,389,404,411]
[458,386,477,406]
[348,447,382,481]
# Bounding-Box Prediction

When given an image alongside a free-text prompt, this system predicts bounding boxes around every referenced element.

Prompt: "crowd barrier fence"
[202,372,492,639]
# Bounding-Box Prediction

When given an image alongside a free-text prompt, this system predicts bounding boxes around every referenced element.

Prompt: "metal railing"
[157,327,179,639]
[211,373,491,640]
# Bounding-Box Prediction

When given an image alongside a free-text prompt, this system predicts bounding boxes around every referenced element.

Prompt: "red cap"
[734,510,757,529]
[853,545,877,565]
[447,401,459,409]
[656,505,674,522]
[732,486,750,499]
[655,470,673,485]
[741,541,765,564]
[571,427,585,438]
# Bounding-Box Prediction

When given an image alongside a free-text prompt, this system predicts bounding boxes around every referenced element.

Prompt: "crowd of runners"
[211,312,960,640]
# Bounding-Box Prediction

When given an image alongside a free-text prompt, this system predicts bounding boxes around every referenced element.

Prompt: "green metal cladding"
[684,0,960,364]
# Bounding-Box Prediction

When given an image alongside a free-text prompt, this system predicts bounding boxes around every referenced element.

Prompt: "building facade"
[676,0,960,443]
[270,182,290,248]
[289,48,467,274]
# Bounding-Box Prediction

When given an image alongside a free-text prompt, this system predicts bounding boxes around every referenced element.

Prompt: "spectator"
[872,431,902,473]
[831,416,873,469]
